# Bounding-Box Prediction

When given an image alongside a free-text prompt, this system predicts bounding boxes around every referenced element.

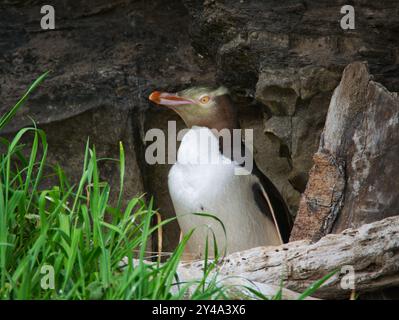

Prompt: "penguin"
[149,86,293,258]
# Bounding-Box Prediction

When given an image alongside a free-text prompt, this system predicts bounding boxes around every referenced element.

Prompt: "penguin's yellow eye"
[199,96,210,104]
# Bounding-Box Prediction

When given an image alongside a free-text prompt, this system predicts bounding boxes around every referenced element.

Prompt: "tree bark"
[290,62,399,242]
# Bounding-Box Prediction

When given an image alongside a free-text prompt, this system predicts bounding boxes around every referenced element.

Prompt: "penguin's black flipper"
[251,161,293,243]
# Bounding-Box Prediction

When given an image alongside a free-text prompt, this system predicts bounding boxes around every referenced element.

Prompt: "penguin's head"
[149,86,239,131]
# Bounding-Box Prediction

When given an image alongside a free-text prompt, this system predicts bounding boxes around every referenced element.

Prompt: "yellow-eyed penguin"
[149,86,293,258]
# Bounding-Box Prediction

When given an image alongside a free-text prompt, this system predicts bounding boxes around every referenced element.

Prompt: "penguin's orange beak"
[149,91,193,106]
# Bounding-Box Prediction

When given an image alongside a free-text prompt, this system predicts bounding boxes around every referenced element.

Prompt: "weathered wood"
[290,62,399,242]
[176,216,399,299]
[173,269,318,300]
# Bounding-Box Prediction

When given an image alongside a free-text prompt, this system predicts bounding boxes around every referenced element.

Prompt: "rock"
[290,92,333,191]
[240,107,300,214]
[0,0,209,252]
[2,106,145,209]
[182,0,399,226]
[1,1,399,252]
[264,116,291,148]
[256,66,340,116]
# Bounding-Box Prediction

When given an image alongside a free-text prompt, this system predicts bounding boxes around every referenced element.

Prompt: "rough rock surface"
[291,62,399,241]
[1,1,399,251]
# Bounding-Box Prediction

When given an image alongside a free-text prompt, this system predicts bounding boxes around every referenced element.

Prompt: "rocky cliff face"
[1,0,398,251]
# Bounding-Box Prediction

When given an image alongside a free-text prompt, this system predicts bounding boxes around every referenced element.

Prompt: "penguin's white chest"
[168,127,235,212]
[167,127,280,257]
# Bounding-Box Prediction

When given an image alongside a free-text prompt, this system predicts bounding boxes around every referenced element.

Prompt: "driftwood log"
[176,216,399,299]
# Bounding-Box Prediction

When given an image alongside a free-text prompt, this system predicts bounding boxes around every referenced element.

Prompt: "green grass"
[0,72,236,300]
[0,73,332,300]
